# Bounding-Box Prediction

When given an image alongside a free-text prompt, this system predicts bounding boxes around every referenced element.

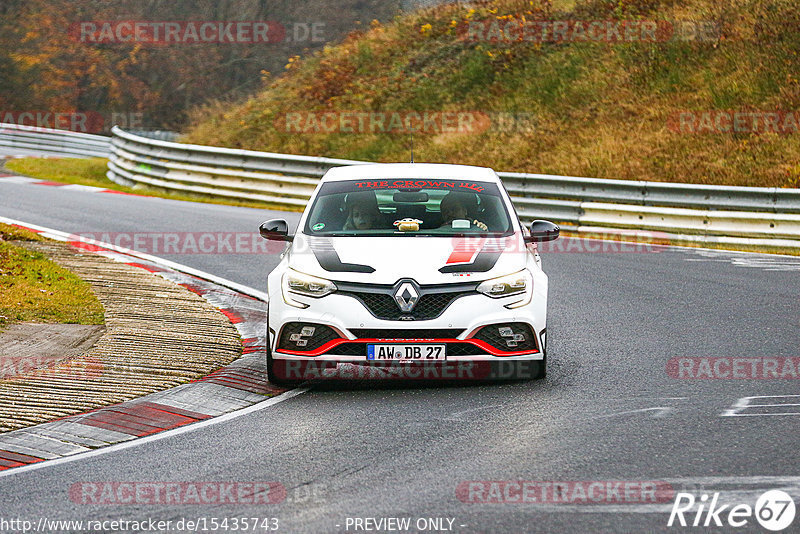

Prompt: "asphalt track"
[1,177,800,533]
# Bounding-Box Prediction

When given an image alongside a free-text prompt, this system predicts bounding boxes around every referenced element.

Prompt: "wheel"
[265,326,304,387]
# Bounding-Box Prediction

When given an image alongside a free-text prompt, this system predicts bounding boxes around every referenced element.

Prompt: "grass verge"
[0,223,105,332]
[5,157,116,189]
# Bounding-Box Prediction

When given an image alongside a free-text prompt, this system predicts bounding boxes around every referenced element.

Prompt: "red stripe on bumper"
[275,338,538,357]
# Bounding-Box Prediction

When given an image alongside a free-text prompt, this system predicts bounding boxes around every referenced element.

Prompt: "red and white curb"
[0,173,138,195]
[0,217,296,474]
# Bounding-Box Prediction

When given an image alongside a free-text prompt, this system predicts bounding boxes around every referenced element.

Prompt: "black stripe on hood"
[308,237,376,273]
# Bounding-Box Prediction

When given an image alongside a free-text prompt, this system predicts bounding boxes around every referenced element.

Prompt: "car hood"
[287,234,527,285]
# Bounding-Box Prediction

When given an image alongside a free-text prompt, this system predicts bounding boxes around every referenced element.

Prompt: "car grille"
[445,344,486,356]
[326,343,368,356]
[349,328,463,339]
[341,289,473,320]
[326,341,485,356]
[327,328,470,357]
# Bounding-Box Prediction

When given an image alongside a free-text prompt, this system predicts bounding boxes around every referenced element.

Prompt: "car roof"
[320,163,500,183]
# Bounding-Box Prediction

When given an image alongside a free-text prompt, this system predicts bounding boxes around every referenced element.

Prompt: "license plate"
[367,344,446,361]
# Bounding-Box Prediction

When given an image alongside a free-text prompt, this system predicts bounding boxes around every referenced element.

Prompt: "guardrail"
[5,124,798,250]
[126,130,180,142]
[0,123,110,158]
[105,127,800,249]
[107,126,366,207]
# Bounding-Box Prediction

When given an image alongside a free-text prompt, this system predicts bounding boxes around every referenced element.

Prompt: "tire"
[530,356,546,380]
[265,326,304,387]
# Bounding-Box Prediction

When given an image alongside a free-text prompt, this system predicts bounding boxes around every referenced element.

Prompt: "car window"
[304,178,512,236]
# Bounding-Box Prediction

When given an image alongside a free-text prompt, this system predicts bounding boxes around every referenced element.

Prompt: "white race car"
[259,163,559,385]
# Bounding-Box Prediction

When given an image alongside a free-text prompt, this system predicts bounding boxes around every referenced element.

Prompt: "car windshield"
[303,178,513,236]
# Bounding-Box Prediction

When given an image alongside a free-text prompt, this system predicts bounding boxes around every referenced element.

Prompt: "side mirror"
[525,220,560,243]
[259,219,293,241]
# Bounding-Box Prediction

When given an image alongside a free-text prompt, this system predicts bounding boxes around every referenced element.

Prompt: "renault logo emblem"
[394,281,419,312]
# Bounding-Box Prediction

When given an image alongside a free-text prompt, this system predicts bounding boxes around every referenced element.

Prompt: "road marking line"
[0,175,39,184]
[592,407,673,419]
[59,184,107,192]
[721,395,800,417]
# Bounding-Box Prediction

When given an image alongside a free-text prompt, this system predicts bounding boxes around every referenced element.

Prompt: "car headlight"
[281,269,336,308]
[476,270,533,309]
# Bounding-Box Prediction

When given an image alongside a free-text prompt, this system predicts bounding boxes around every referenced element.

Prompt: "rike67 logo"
[668,490,796,531]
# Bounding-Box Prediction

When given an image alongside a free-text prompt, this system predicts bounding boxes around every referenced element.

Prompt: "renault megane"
[259,163,559,385]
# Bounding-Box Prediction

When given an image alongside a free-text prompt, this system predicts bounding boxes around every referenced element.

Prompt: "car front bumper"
[268,292,547,363]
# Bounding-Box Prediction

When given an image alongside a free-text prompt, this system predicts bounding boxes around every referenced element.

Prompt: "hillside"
[182,0,800,187]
